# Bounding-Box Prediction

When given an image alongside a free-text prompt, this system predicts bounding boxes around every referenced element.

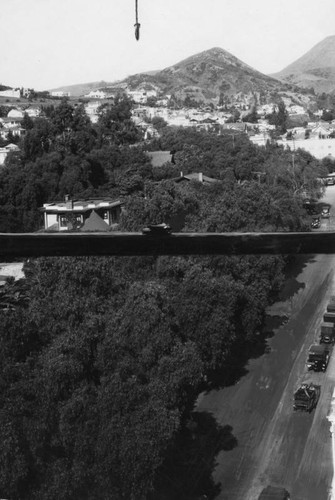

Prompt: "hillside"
[48,80,123,97]
[124,47,291,103]
[49,47,295,104]
[272,35,335,94]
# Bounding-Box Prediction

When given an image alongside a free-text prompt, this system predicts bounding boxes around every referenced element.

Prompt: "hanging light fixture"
[134,0,140,40]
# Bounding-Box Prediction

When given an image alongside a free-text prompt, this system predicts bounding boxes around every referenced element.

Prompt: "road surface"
[196,186,335,500]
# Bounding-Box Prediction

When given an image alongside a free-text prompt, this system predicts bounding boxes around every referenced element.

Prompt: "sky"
[1,0,335,91]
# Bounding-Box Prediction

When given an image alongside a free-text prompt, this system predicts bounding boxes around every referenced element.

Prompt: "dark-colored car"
[293,383,320,412]
[306,344,330,371]
[321,206,330,218]
[320,322,335,344]
[311,215,321,228]
[258,485,290,499]
[142,223,172,235]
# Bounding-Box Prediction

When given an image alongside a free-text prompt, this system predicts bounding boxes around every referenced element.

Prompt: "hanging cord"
[134,0,140,40]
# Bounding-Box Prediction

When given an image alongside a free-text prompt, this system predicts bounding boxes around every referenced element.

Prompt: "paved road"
[197,186,335,500]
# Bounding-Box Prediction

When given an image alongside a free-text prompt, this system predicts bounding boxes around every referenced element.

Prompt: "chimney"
[180,171,183,177]
[65,194,73,210]
[198,172,203,183]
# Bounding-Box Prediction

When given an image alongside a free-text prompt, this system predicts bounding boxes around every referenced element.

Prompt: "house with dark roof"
[41,196,123,231]
[174,172,219,185]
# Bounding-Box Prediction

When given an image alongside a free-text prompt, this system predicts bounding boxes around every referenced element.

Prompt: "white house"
[41,196,123,231]
[85,90,107,99]
[0,89,20,98]
[25,106,41,118]
[0,143,20,165]
[51,91,71,97]
[7,109,24,119]
[85,101,101,123]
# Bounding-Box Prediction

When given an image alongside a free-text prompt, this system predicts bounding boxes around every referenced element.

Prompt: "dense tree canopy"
[0,96,329,499]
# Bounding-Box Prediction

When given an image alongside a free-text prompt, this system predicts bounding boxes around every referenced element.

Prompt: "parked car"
[311,216,321,229]
[320,322,335,344]
[293,383,320,412]
[258,485,290,499]
[306,344,331,371]
[321,206,330,218]
[142,223,172,235]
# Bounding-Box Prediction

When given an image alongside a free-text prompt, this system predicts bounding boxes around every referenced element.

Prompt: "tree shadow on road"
[150,411,237,500]
[277,254,316,302]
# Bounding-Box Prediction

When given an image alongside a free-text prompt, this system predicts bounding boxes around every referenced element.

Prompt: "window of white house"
[59,215,68,227]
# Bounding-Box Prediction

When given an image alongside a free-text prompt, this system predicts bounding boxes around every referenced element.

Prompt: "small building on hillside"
[41,196,123,231]
[7,109,24,119]
[0,143,20,165]
[0,89,20,99]
[174,172,219,185]
[51,91,71,97]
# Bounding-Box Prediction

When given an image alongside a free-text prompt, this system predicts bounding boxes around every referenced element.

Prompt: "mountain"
[271,36,335,94]
[124,47,290,103]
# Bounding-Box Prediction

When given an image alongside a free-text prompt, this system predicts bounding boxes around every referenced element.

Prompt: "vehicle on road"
[258,485,290,499]
[311,215,321,228]
[324,312,335,323]
[327,302,335,312]
[306,344,331,371]
[320,322,335,344]
[321,206,330,218]
[142,223,172,235]
[293,383,321,412]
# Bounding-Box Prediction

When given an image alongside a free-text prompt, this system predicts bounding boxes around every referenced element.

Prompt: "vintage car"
[321,206,330,218]
[311,216,321,228]
[142,223,172,235]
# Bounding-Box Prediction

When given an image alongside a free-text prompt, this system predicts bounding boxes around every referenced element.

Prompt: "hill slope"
[272,36,335,94]
[124,47,289,103]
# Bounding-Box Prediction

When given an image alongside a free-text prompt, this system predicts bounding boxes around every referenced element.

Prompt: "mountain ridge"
[272,35,335,94]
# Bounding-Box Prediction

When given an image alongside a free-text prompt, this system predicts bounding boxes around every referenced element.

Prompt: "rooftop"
[42,197,122,212]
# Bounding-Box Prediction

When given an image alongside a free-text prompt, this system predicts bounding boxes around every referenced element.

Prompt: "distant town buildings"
[0,89,20,98]
[51,91,71,97]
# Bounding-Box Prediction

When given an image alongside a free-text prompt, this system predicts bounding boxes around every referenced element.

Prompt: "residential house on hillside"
[51,91,71,97]
[174,172,219,185]
[0,143,20,165]
[0,116,24,129]
[0,116,25,139]
[25,106,41,118]
[41,197,123,231]
[310,121,334,139]
[85,90,109,99]
[7,109,24,119]
[0,89,20,98]
[85,101,101,123]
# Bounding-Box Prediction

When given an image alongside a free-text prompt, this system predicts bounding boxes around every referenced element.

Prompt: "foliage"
[0,91,329,499]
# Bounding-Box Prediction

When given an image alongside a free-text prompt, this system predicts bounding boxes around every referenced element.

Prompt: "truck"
[258,485,290,499]
[320,322,335,344]
[327,302,335,313]
[293,383,321,412]
[306,344,331,371]
[323,312,335,323]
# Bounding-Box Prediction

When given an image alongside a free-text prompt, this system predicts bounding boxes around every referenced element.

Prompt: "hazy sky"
[1,0,335,91]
